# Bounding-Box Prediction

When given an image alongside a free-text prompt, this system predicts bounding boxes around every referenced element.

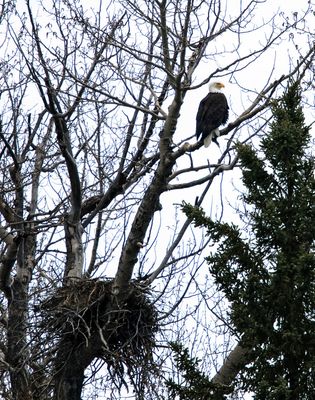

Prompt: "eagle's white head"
[209,82,225,93]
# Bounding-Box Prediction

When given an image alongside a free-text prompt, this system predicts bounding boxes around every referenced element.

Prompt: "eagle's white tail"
[204,128,220,148]
[204,134,213,148]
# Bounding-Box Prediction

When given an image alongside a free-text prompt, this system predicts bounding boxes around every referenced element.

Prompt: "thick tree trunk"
[63,221,83,280]
[212,343,251,387]
[7,279,32,400]
[54,358,85,400]
[113,93,183,304]
[53,299,114,400]
[54,336,99,400]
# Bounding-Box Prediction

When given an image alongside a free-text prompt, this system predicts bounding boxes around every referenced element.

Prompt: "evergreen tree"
[182,82,315,399]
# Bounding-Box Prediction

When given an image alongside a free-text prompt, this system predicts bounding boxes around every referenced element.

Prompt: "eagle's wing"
[195,96,208,140]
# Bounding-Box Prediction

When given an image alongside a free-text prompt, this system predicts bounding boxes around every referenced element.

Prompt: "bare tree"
[0,0,313,399]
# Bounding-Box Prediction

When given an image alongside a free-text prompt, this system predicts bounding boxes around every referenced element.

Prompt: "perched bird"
[195,82,229,147]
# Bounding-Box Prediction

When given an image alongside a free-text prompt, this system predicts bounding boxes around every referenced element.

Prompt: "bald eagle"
[196,82,229,147]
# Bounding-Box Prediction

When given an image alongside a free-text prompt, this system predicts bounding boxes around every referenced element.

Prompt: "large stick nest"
[39,278,158,388]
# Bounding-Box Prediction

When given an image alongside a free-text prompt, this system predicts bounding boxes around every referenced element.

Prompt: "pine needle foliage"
[182,82,315,399]
[166,342,231,399]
